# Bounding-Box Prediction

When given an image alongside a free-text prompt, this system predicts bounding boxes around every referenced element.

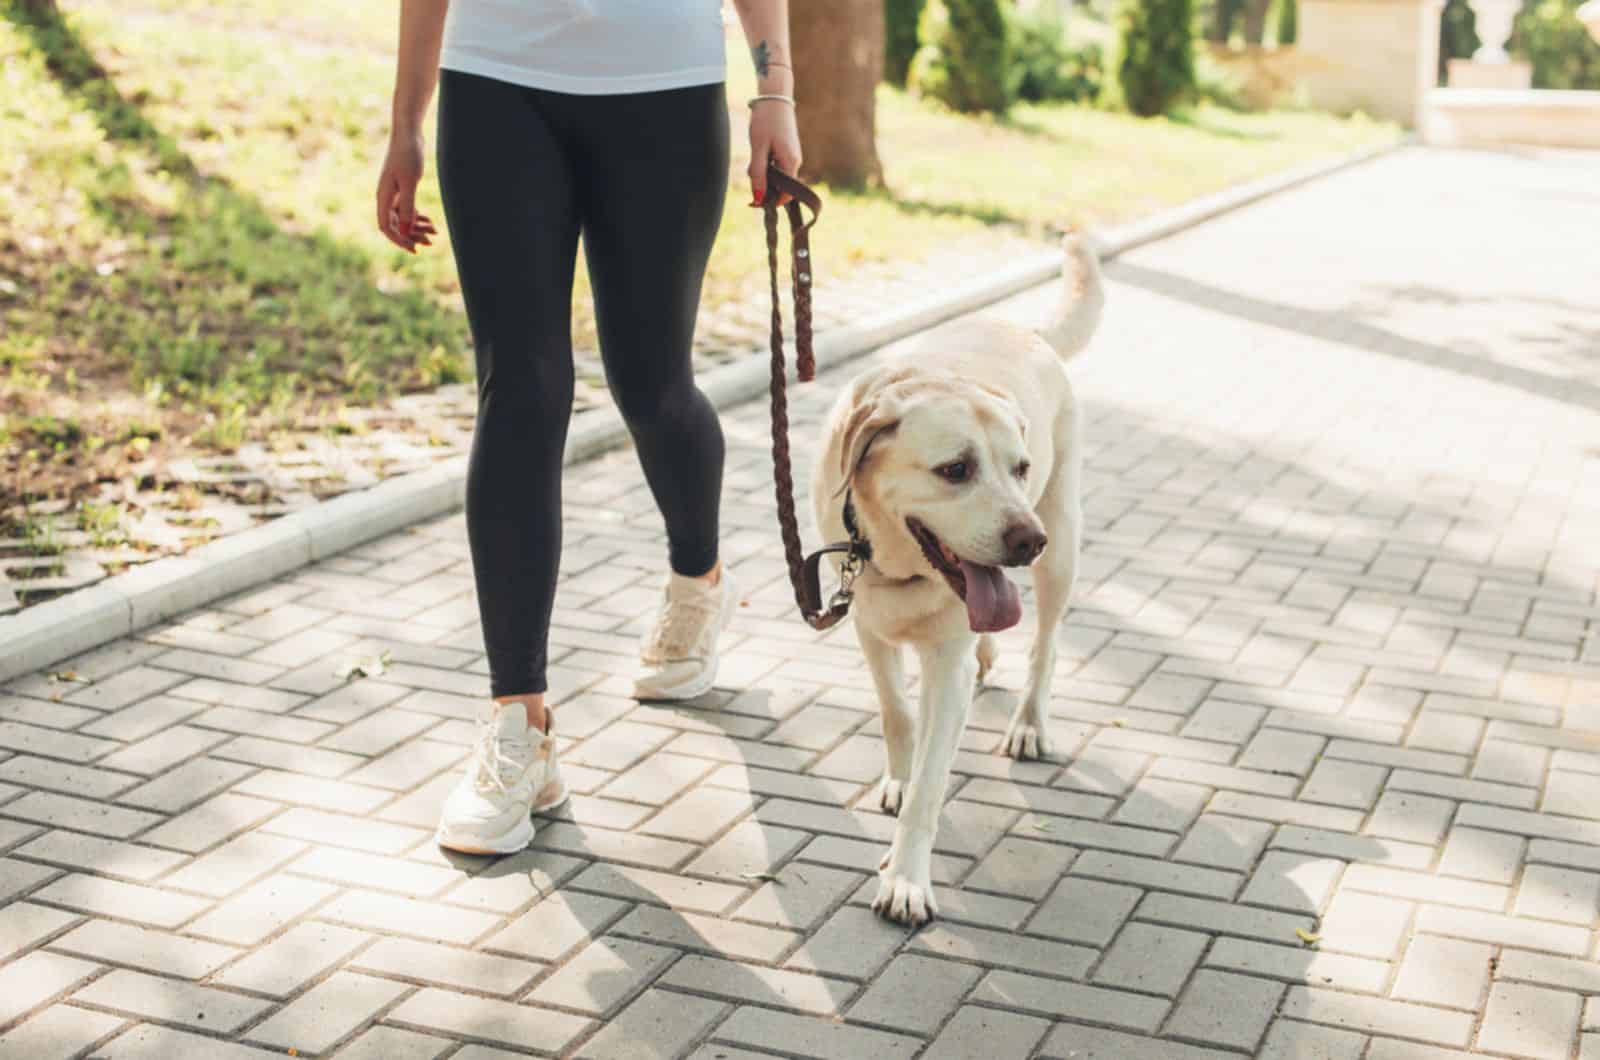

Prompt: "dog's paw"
[872,871,938,925]
[877,776,905,816]
[1001,718,1050,760]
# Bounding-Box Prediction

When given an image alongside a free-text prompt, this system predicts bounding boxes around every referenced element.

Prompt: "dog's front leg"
[874,637,974,925]
[858,625,912,816]
[1006,489,1080,760]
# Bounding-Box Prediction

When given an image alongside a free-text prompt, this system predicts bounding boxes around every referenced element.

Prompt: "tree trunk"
[1242,0,1272,44]
[1206,0,1238,42]
[18,0,61,12]
[792,0,884,188]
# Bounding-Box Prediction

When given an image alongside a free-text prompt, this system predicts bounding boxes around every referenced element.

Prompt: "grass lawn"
[0,0,1399,517]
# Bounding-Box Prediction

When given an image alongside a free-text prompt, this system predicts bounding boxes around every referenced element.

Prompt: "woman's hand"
[375,129,436,253]
[748,100,802,207]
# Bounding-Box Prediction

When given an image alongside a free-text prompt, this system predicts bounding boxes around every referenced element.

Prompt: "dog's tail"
[1038,232,1104,362]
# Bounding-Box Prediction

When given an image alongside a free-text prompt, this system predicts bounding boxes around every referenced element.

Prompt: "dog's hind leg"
[874,638,974,925]
[1004,468,1080,760]
[975,634,999,688]
[858,625,912,816]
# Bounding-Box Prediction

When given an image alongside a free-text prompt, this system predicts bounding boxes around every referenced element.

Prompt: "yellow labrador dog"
[811,236,1104,924]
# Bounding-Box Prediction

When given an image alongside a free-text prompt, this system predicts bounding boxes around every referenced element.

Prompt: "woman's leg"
[571,84,731,579]
[437,70,581,710]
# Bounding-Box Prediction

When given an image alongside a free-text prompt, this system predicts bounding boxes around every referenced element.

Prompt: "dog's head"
[831,366,1047,633]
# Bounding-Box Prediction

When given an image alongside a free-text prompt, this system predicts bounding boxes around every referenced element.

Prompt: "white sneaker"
[435,701,567,855]
[633,568,738,701]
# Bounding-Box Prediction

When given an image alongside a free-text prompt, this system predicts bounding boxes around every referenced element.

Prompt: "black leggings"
[437,70,729,697]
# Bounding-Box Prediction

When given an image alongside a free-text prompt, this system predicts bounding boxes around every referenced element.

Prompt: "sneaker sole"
[434,779,570,856]
[633,575,739,702]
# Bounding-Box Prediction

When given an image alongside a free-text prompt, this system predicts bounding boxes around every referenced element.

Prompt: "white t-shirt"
[440,0,727,95]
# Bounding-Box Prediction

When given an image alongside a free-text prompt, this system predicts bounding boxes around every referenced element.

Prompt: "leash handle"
[764,163,848,630]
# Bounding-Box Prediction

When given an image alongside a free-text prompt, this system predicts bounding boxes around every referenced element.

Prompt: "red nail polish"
[753,188,765,206]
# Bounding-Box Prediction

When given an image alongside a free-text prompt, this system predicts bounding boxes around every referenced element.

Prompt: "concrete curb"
[0,137,1402,682]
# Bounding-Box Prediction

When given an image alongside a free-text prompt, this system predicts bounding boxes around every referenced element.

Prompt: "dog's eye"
[1015,461,1030,480]
[935,460,971,484]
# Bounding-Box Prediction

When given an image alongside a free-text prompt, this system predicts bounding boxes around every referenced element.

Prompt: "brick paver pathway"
[2,145,1599,1059]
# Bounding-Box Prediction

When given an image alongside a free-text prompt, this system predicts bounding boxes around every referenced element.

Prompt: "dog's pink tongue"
[961,561,1022,633]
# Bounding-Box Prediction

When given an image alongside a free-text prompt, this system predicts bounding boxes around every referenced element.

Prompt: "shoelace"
[470,722,533,796]
[647,587,720,659]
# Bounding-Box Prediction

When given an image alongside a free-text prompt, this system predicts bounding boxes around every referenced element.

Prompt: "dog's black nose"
[1003,524,1048,566]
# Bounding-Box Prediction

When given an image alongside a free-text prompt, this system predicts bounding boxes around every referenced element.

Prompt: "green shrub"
[885,0,927,86]
[908,0,1013,113]
[1007,6,1105,102]
[1114,0,1197,116]
[1276,0,1298,44]
[1437,0,1479,83]
[1512,0,1600,88]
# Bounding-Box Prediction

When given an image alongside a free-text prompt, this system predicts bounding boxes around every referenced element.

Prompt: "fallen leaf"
[335,649,392,682]
[1295,928,1321,946]
[740,871,782,884]
[1110,718,1127,727]
[48,670,92,684]
[1032,820,1053,832]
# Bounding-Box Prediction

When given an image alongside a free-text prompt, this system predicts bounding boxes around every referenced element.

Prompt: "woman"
[377,0,801,854]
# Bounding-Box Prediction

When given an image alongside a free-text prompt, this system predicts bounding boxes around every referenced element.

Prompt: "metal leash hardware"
[763,163,864,631]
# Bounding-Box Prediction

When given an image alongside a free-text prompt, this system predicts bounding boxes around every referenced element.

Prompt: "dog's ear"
[838,377,902,499]
[835,398,899,495]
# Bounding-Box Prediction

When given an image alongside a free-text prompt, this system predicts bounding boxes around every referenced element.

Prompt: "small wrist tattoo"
[752,39,772,78]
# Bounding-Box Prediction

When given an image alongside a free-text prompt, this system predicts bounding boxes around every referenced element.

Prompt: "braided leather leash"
[763,165,864,631]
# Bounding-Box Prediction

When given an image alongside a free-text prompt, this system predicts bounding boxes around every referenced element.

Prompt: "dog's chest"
[854,575,971,644]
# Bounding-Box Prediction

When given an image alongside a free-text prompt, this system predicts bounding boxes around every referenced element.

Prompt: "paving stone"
[845,954,980,1033]
[1092,921,1209,996]
[0,1004,125,1060]
[782,904,905,979]
[92,1024,282,1058]
[662,954,855,1016]
[50,918,239,979]
[15,831,186,882]
[318,889,501,945]
[1514,863,1600,924]
[965,836,1078,898]
[1026,876,1141,946]
[529,936,678,1014]
[187,874,337,945]
[1204,937,1389,993]
[212,921,371,996]
[32,873,211,929]
[1300,758,1387,810]
[1258,1020,1368,1060]
[1413,903,1590,956]
[74,968,270,1033]
[1171,813,1275,871]
[117,758,255,813]
[485,890,630,961]
[0,950,102,1024]
[573,988,727,1060]
[140,793,280,853]
[1366,791,1456,845]
[731,861,862,930]
[1282,985,1473,1046]
[330,1026,453,1060]
[712,1006,920,1060]
[1037,1024,1237,1059]
[246,971,410,1054]
[1390,935,1492,1010]
[388,988,592,1055]
[1476,982,1581,1060]
[1,792,162,839]
[568,860,744,914]
[1437,826,1524,884]
[1164,968,1284,1050]
[612,903,799,963]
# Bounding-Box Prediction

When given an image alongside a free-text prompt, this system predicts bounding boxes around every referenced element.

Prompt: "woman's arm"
[376,0,448,252]
[731,0,802,204]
